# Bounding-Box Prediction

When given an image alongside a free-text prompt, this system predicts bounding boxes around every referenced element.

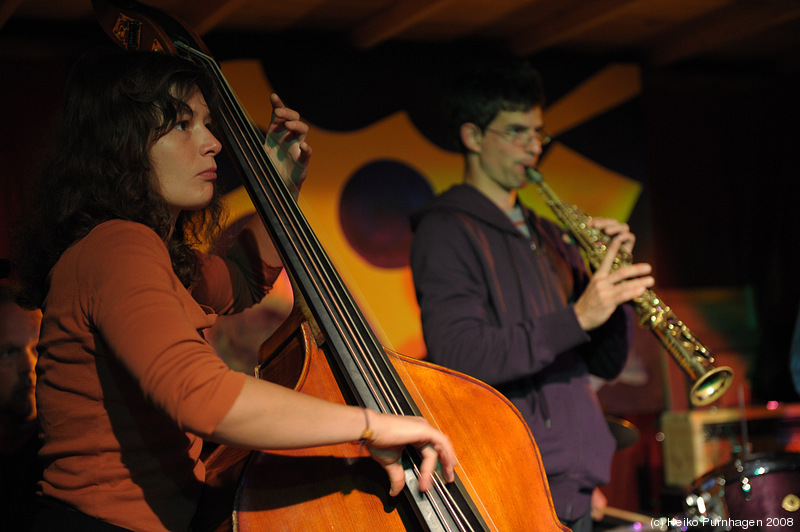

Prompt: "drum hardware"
[782,493,799,512]
[736,386,751,461]
[660,404,800,487]
[606,415,640,451]
[680,451,800,532]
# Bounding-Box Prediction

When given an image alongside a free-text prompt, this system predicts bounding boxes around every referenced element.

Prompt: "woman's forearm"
[210,377,365,449]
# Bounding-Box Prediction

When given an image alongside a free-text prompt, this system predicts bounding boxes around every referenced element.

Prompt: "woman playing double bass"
[11,48,456,532]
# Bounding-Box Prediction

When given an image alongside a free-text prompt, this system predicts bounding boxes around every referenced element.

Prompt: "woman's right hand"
[362,410,457,497]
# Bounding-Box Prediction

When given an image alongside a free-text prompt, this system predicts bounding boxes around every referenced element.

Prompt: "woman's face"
[150,88,222,219]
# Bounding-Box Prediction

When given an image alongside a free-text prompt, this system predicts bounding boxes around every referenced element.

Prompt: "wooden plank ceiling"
[2,0,800,72]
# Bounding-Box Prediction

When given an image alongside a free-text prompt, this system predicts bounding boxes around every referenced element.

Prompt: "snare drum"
[683,452,800,531]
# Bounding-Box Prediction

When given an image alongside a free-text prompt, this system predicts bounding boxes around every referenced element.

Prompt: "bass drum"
[683,451,800,531]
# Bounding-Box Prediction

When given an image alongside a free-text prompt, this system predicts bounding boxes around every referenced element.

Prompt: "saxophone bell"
[690,365,735,407]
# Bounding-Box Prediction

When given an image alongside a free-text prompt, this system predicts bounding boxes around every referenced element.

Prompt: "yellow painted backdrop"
[211,59,642,366]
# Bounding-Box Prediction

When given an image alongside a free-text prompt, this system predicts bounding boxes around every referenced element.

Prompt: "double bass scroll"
[93,1,567,530]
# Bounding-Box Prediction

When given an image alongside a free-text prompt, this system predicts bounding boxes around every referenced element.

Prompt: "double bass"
[93,2,567,530]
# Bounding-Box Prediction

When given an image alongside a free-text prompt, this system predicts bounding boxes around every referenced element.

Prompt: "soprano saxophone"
[526,167,733,406]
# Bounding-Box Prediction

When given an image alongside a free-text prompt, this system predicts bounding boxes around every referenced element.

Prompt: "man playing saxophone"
[410,57,654,532]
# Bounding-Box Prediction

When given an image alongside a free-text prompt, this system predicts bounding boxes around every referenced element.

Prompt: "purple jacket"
[410,184,631,520]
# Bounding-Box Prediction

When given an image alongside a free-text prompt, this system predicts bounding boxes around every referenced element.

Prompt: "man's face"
[472,107,547,192]
[0,302,40,421]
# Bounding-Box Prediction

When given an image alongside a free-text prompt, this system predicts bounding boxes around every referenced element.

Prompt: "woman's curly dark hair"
[12,48,226,309]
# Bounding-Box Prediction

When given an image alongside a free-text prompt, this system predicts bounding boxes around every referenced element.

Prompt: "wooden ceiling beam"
[175,0,253,35]
[647,0,800,66]
[507,0,641,56]
[0,0,25,30]
[350,0,456,49]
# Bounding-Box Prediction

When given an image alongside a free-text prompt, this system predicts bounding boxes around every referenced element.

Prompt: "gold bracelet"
[360,408,375,446]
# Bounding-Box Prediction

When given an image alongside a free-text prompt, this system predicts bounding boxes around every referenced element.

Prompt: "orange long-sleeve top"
[36,219,282,532]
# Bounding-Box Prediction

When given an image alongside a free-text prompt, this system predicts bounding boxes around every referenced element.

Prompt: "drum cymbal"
[606,415,640,450]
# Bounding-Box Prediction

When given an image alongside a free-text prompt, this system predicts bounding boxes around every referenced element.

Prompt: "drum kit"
[601,417,800,532]
[676,451,799,532]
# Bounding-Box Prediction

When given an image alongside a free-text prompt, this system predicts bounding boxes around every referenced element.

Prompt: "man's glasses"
[485,127,552,147]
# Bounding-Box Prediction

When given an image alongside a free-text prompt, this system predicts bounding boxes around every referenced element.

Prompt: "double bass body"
[214,306,568,531]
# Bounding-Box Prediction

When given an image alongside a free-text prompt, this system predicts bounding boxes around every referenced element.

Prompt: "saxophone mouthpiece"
[526,167,544,184]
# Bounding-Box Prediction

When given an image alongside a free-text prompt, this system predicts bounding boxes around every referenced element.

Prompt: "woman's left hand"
[266,93,312,195]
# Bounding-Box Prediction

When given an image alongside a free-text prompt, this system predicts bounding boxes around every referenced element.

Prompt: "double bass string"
[177,45,485,529]
[389,354,494,530]
[188,50,400,415]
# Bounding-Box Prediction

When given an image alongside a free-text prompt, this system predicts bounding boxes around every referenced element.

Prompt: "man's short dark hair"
[445,58,545,153]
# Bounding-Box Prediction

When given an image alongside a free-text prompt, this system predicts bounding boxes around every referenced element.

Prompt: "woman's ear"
[460,123,483,154]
